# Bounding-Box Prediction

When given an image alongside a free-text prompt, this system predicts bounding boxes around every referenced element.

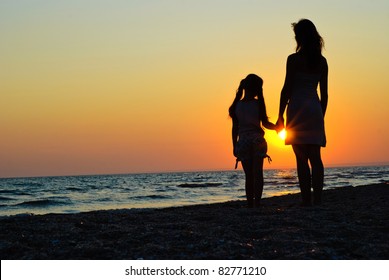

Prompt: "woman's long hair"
[229,74,268,122]
[293,19,324,68]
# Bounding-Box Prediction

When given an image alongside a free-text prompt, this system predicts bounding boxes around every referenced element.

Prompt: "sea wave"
[0,190,30,196]
[132,194,171,200]
[12,182,44,187]
[16,198,72,207]
[0,196,16,201]
[176,183,223,188]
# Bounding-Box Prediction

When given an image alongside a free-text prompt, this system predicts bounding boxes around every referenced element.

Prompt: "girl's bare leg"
[242,159,254,207]
[252,156,264,207]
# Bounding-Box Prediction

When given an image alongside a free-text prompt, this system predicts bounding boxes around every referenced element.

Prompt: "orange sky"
[1,0,388,178]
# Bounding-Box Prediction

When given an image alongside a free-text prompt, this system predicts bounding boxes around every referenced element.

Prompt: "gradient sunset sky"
[1,0,388,178]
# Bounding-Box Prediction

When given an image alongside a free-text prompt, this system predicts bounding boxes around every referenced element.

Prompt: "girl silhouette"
[229,74,277,207]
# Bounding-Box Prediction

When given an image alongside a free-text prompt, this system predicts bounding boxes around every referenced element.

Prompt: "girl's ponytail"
[229,79,245,119]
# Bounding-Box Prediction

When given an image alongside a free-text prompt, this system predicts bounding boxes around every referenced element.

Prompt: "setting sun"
[1,1,389,178]
[278,129,287,141]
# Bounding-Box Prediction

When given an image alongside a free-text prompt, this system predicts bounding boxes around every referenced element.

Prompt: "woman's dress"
[286,72,326,147]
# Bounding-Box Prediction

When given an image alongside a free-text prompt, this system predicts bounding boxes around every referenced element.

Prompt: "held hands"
[276,117,285,133]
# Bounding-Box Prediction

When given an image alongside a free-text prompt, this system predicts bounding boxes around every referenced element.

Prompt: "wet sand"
[1,183,388,259]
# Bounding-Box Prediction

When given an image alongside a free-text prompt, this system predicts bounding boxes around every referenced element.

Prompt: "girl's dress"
[286,72,326,147]
[234,100,268,162]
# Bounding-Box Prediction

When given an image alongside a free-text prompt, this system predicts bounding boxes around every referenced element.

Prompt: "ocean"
[0,165,388,216]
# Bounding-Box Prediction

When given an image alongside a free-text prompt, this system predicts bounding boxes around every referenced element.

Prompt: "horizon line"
[1,161,388,180]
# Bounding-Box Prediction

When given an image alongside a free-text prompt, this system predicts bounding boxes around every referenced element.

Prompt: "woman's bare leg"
[308,145,324,205]
[292,145,312,206]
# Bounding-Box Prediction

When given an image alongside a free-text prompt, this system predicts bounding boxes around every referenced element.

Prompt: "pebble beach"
[1,183,388,260]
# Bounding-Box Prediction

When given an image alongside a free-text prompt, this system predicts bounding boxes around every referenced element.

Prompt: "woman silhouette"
[276,19,328,206]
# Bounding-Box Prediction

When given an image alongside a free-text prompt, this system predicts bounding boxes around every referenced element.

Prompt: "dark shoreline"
[1,183,388,260]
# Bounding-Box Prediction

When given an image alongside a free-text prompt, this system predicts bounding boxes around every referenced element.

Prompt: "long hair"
[293,19,324,68]
[229,74,268,122]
